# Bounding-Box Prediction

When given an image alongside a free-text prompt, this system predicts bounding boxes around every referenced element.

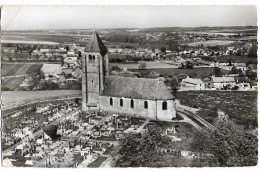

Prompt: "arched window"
[89,54,95,63]
[110,98,113,106]
[162,101,167,110]
[144,101,148,109]
[120,99,123,107]
[130,99,134,108]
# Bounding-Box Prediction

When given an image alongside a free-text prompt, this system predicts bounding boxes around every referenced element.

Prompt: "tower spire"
[85,31,107,57]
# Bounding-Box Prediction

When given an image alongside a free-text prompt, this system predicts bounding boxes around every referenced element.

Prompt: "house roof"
[85,31,108,57]
[109,53,126,60]
[235,76,250,83]
[212,76,235,83]
[102,76,174,100]
[182,77,204,85]
[234,63,246,67]
[248,64,257,70]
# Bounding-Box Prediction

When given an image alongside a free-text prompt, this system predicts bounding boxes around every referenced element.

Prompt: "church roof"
[102,76,174,100]
[85,31,108,57]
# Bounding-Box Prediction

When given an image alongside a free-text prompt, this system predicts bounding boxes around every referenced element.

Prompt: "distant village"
[1,30,257,92]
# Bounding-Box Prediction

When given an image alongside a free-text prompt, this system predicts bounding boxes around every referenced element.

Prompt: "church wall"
[88,93,100,105]
[156,100,176,121]
[83,52,102,108]
[99,96,157,120]
[87,73,99,93]
[82,55,87,111]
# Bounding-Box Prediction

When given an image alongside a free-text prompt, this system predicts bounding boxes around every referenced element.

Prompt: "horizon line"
[2,25,257,31]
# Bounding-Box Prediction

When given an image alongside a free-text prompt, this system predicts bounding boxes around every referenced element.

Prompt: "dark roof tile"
[85,31,108,57]
[102,76,174,100]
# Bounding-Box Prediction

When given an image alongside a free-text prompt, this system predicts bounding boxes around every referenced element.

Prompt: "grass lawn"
[1,64,24,76]
[187,40,235,47]
[1,77,25,90]
[130,68,229,78]
[88,156,108,168]
[177,91,258,128]
[215,55,257,64]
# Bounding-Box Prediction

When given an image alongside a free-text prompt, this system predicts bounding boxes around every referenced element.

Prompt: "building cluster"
[180,74,256,91]
[1,43,84,61]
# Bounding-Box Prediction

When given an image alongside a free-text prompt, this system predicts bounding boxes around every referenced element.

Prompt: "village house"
[211,76,236,90]
[234,63,247,71]
[180,76,206,91]
[2,47,17,54]
[235,76,251,90]
[82,31,176,121]
[64,56,78,64]
[247,64,257,73]
[109,53,126,62]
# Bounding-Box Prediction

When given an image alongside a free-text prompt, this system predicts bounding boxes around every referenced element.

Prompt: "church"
[82,31,176,121]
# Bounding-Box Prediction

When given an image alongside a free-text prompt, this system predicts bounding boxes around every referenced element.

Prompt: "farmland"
[111,61,178,69]
[215,55,257,64]
[1,63,43,76]
[130,67,229,78]
[1,77,25,91]
[187,40,235,47]
[1,63,43,90]
[177,91,258,128]
[200,55,258,64]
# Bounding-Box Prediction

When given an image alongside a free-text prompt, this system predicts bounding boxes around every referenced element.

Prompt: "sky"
[1,6,257,30]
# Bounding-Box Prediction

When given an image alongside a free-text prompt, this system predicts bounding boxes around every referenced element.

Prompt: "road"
[2,75,27,79]
[176,112,202,130]
[2,96,82,116]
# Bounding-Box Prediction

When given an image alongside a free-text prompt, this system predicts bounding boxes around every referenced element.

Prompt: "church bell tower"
[82,31,109,111]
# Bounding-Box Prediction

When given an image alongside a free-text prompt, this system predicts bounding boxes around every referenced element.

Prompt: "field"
[177,91,258,128]
[1,63,43,76]
[1,77,25,91]
[187,40,235,47]
[214,55,257,64]
[1,90,81,110]
[130,68,229,78]
[1,63,43,91]
[111,61,178,70]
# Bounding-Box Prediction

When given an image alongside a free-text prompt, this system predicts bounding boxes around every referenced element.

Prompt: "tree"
[248,42,257,58]
[230,66,239,74]
[65,46,70,51]
[75,98,80,105]
[185,61,194,69]
[190,130,218,167]
[210,116,258,167]
[213,67,222,77]
[138,61,147,70]
[245,69,257,80]
[28,70,44,90]
[60,56,65,66]
[78,51,82,60]
[160,47,166,54]
[115,126,185,167]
